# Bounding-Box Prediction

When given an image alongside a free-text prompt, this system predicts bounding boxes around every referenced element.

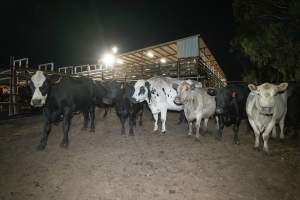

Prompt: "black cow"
[29,71,104,150]
[286,82,300,139]
[104,81,144,135]
[207,84,250,144]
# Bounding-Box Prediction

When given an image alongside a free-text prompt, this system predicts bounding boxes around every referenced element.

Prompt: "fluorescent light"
[160,58,167,63]
[101,53,115,67]
[146,51,154,58]
[112,46,118,54]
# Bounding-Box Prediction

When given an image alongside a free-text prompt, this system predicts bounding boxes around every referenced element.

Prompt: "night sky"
[0,0,242,81]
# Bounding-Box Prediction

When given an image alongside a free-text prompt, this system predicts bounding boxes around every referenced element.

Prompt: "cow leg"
[292,127,298,139]
[119,116,126,135]
[262,121,276,153]
[233,120,241,145]
[279,118,285,140]
[202,118,209,135]
[89,105,95,132]
[60,107,72,148]
[215,116,219,130]
[216,115,224,140]
[177,110,186,124]
[129,114,135,136]
[271,126,277,139]
[152,113,159,132]
[138,109,143,126]
[195,117,202,141]
[82,111,89,131]
[188,121,193,137]
[103,107,109,118]
[161,109,167,134]
[248,119,260,150]
[37,111,52,150]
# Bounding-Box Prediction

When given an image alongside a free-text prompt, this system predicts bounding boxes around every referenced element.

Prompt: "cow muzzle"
[128,97,139,104]
[215,108,224,114]
[102,97,112,105]
[174,96,182,105]
[261,107,273,115]
[31,99,43,107]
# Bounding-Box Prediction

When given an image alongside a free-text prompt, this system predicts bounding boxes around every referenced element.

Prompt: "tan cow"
[173,81,216,140]
[246,82,288,153]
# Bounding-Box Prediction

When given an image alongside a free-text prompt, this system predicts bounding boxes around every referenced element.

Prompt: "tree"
[232,0,300,83]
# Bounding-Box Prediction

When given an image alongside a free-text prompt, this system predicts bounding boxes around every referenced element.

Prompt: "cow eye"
[139,86,145,95]
[39,84,49,95]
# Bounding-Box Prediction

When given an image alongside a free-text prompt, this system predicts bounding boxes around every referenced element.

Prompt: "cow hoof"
[161,131,166,135]
[152,130,159,134]
[263,150,270,156]
[215,136,222,141]
[81,127,88,131]
[60,142,69,149]
[36,144,46,151]
[253,146,260,151]
[129,130,134,136]
[234,140,240,145]
[291,134,298,140]
[195,137,201,142]
[89,128,95,133]
[187,134,192,138]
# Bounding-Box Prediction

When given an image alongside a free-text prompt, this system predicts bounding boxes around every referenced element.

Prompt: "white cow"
[246,82,288,153]
[173,81,216,140]
[131,77,187,133]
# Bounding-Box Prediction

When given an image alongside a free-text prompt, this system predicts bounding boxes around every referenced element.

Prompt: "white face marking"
[132,80,148,102]
[30,71,48,107]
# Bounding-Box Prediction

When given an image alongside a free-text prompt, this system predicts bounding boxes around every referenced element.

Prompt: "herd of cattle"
[28,70,300,153]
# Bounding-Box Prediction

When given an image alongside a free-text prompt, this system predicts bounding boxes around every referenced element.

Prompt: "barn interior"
[0,34,226,119]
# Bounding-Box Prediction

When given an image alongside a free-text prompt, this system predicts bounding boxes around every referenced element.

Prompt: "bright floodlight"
[116,58,124,65]
[102,53,115,67]
[146,51,154,58]
[112,46,118,54]
[160,58,167,63]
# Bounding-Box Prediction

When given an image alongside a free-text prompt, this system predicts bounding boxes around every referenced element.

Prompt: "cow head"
[101,80,119,104]
[207,87,237,115]
[29,71,50,107]
[131,80,150,103]
[173,81,192,104]
[248,82,288,115]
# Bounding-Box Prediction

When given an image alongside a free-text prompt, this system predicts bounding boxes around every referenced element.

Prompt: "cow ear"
[277,82,288,92]
[49,75,62,84]
[248,84,257,91]
[145,81,152,100]
[172,83,179,90]
[231,90,237,98]
[207,88,216,96]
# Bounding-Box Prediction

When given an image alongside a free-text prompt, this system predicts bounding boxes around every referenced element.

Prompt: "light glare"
[116,58,124,65]
[146,51,154,58]
[160,58,167,63]
[112,46,118,54]
[102,53,115,67]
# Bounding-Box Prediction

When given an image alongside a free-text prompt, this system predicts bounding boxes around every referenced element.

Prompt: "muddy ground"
[0,108,300,200]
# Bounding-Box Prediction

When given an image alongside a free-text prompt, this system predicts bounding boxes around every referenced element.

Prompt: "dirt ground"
[0,108,300,200]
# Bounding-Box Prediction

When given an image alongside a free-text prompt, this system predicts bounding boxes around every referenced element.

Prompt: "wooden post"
[177,59,181,79]
[9,57,18,116]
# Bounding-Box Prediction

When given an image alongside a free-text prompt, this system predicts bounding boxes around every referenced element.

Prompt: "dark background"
[0,0,242,81]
